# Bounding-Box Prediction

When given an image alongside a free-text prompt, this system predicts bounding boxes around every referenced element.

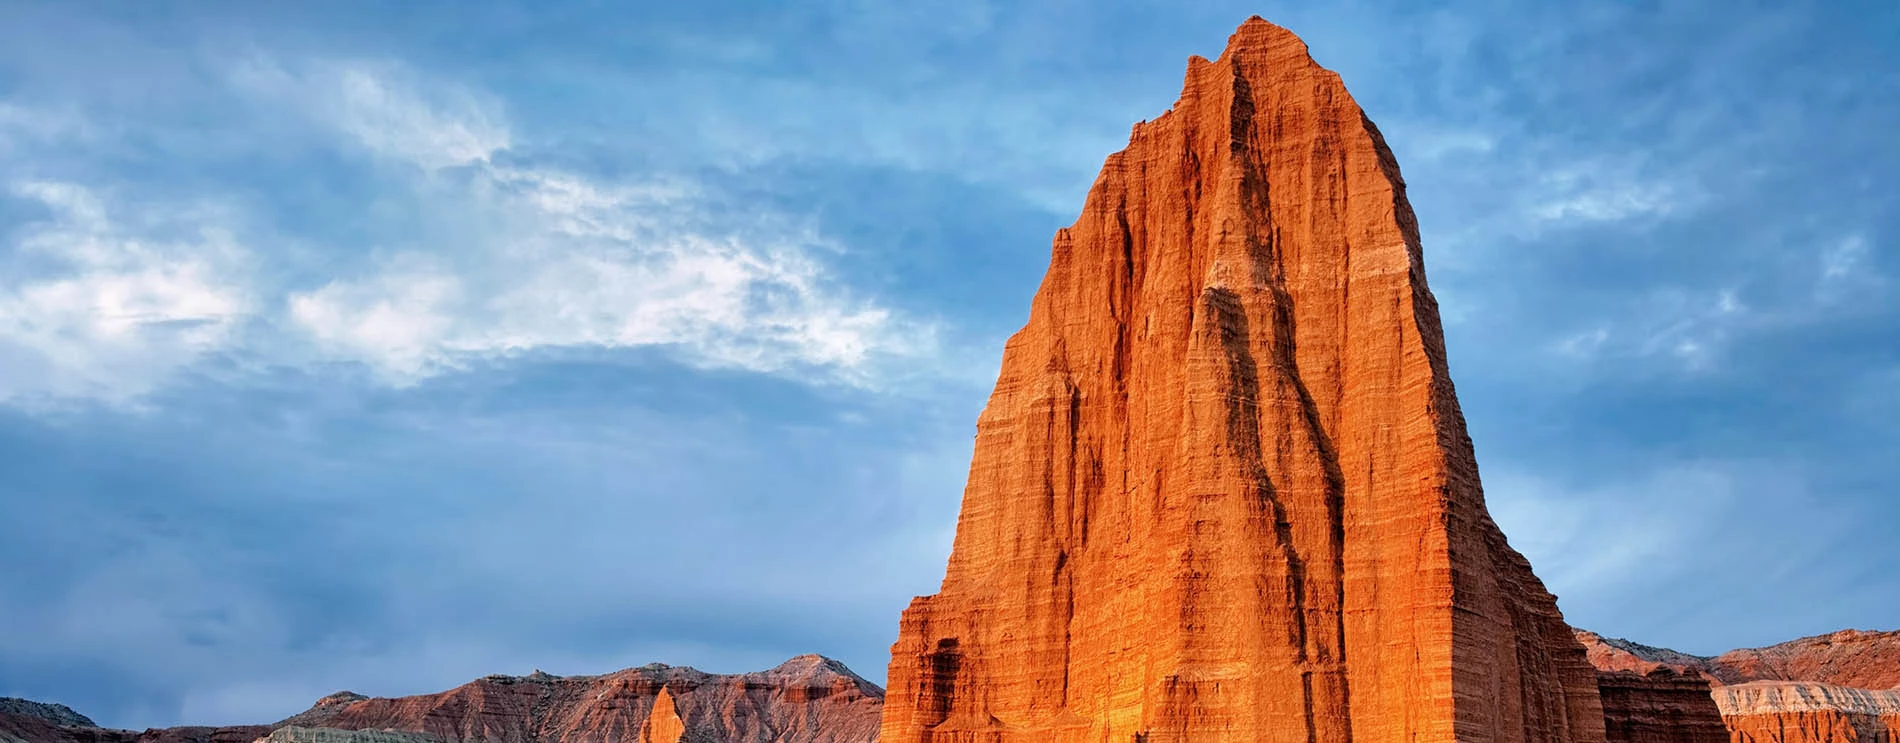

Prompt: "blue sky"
[1,0,1896,730]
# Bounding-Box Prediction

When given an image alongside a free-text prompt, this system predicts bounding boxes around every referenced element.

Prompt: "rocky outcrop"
[1717,683,1900,743]
[1578,630,1900,743]
[290,655,880,743]
[1711,633,1900,691]
[1,700,97,730]
[1596,670,1728,743]
[0,715,267,743]
[881,15,1603,743]
[274,695,370,730]
[1576,630,1900,690]
[1579,632,1726,683]
[636,689,684,743]
[0,656,879,743]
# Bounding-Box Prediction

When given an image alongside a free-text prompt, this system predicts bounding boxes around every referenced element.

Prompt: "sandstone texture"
[1712,633,1900,691]
[294,656,880,743]
[1577,630,1900,690]
[882,16,1603,743]
[1718,683,1900,743]
[1596,671,1728,743]
[1,656,878,743]
[636,688,686,743]
[1579,630,1900,743]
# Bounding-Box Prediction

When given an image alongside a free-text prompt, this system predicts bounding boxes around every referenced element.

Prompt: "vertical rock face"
[881,15,1603,743]
[1596,670,1728,743]
[638,688,685,743]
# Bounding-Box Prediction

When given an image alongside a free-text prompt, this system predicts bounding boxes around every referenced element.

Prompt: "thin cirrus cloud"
[0,56,934,403]
[0,181,252,405]
[245,56,935,387]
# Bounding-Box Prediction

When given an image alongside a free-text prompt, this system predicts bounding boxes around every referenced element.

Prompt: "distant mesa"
[0,656,882,743]
[1579,628,1900,743]
[1578,628,1900,692]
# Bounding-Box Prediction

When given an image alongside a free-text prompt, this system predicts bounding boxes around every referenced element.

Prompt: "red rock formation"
[298,656,880,743]
[1596,670,1728,743]
[638,688,684,743]
[1712,633,1900,691]
[881,15,1604,743]
[1578,631,1724,684]
[0,656,878,743]
[1724,711,1900,743]
[1577,630,1900,743]
[1716,683,1900,743]
[1576,630,1900,690]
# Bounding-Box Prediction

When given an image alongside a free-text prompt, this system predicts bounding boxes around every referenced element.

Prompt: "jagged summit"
[1217,15,1314,60]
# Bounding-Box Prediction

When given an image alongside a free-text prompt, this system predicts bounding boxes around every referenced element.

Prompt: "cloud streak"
[0,182,251,405]
[0,58,936,404]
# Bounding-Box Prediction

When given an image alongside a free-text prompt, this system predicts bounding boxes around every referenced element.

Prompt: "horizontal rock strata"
[1581,630,1900,743]
[0,656,878,743]
[1718,683,1900,743]
[1596,670,1728,743]
[882,15,1604,743]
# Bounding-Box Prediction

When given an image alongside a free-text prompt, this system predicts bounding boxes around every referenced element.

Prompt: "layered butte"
[1717,682,1900,743]
[1578,630,1900,691]
[881,16,1604,743]
[1580,630,1900,743]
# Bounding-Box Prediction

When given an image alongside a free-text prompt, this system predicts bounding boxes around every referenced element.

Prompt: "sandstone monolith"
[881,16,1605,743]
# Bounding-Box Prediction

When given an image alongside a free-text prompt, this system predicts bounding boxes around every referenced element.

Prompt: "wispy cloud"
[231,57,509,170]
[0,182,251,405]
[255,60,935,387]
[1541,286,1746,372]
[1817,232,1885,304]
[0,59,936,406]
[1530,162,1689,224]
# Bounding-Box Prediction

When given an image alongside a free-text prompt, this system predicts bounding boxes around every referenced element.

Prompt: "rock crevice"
[881,16,1603,743]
